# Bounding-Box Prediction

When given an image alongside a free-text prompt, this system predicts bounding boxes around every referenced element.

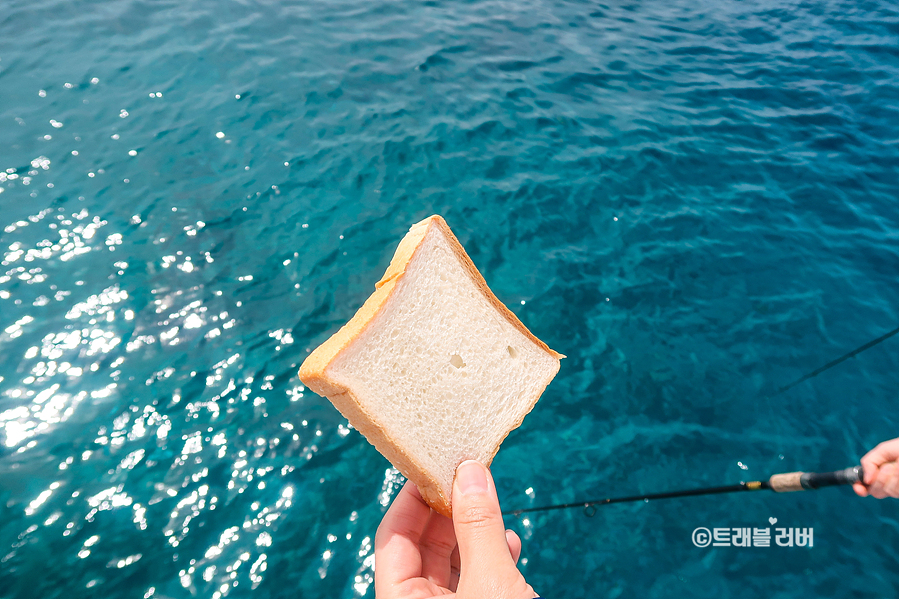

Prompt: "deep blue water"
[2,0,899,597]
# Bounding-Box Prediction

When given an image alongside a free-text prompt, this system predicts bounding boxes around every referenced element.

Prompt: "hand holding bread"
[375,460,538,599]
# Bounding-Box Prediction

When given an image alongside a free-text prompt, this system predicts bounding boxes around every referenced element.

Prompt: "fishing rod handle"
[769,465,864,492]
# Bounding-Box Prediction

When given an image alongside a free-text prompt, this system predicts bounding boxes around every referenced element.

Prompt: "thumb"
[452,460,517,575]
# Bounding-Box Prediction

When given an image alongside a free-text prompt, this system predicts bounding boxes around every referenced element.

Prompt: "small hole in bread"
[507,346,518,358]
[449,354,465,368]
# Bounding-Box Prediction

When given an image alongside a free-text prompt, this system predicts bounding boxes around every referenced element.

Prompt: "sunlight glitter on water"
[1,194,128,451]
[0,142,317,596]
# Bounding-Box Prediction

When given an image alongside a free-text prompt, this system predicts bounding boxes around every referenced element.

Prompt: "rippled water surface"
[2,0,899,597]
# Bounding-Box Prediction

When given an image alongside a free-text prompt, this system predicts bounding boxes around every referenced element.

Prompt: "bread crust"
[299,215,562,516]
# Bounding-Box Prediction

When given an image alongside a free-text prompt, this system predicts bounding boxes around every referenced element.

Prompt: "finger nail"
[456,460,487,495]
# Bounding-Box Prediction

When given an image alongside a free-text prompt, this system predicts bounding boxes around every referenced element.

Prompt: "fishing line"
[772,324,899,395]
[504,325,899,517]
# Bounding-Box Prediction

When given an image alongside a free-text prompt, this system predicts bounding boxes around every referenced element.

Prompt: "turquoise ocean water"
[1,0,898,597]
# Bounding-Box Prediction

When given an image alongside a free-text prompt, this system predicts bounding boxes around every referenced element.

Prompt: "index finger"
[375,481,430,591]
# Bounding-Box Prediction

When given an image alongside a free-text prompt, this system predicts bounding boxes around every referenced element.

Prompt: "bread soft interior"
[326,221,559,504]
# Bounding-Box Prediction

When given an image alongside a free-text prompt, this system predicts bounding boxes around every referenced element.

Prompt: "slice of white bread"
[299,215,563,516]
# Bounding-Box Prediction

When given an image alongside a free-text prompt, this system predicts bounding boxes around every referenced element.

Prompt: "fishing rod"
[504,324,898,517]
[504,466,863,517]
